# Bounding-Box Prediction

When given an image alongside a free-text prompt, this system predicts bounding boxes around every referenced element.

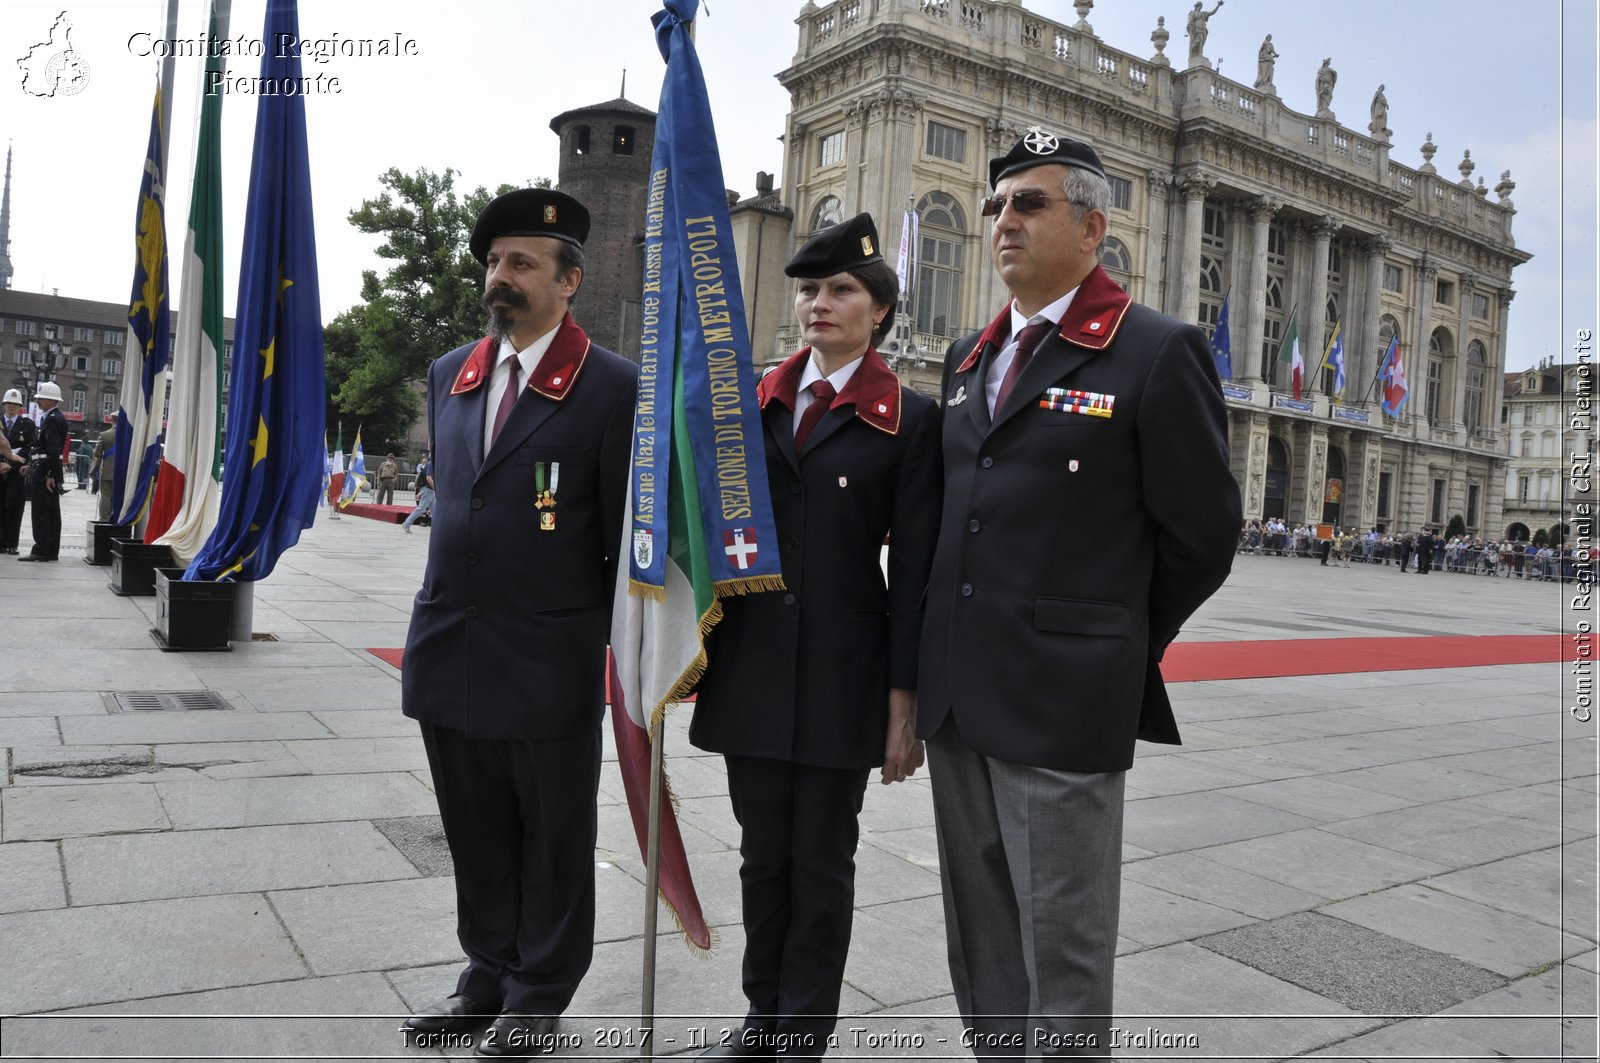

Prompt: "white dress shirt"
[482,327,558,456]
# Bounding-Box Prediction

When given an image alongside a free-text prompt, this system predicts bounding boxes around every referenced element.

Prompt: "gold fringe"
[711,574,787,597]
[659,887,718,954]
[647,597,724,733]
[628,578,667,602]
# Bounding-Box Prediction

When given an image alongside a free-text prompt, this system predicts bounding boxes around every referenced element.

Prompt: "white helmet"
[1,389,21,405]
[34,381,63,403]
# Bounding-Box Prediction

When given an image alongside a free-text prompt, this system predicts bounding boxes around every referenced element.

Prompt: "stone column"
[1242,197,1279,384]
[1176,171,1214,328]
[1413,257,1440,426]
[1359,235,1391,406]
[1306,217,1338,393]
[1452,272,1476,435]
[1144,168,1172,312]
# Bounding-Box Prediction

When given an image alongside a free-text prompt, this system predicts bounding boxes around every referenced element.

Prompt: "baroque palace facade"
[743,0,1528,536]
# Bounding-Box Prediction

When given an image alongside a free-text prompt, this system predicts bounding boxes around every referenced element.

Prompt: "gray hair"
[1062,168,1111,251]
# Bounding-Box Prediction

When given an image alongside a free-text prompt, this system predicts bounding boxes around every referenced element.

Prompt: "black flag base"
[109,540,175,596]
[150,568,237,652]
[85,521,137,566]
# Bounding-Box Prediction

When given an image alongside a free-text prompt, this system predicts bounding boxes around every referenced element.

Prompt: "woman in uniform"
[690,213,942,1060]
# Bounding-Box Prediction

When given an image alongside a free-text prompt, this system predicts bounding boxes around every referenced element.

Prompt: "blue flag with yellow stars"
[186,0,325,582]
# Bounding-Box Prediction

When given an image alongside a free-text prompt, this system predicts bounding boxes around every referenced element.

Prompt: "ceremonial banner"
[1209,290,1232,381]
[609,0,788,951]
[148,0,229,562]
[340,426,365,508]
[114,84,172,526]
[1322,321,1346,402]
[186,0,324,582]
[327,423,345,506]
[1276,306,1303,401]
[895,205,919,293]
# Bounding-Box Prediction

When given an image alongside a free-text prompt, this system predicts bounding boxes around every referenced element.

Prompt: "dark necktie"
[490,356,521,446]
[994,318,1053,411]
[793,379,836,453]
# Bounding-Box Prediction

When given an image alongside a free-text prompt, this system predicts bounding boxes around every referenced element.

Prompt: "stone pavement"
[0,489,1594,1061]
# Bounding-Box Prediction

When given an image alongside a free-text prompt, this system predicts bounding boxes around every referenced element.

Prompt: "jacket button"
[465,606,479,618]
[466,553,479,565]
[789,482,802,494]
[968,519,981,533]
[471,497,484,510]
[960,583,974,597]
[981,457,994,469]
[783,593,796,605]
[786,536,799,550]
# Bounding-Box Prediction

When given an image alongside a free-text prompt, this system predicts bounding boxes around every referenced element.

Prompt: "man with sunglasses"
[919,129,1239,1058]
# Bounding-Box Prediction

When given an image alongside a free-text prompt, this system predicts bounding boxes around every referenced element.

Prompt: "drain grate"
[106,690,235,713]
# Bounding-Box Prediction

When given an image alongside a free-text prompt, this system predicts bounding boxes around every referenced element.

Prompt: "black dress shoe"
[402,993,498,1037]
[475,1013,558,1058]
[17,554,43,562]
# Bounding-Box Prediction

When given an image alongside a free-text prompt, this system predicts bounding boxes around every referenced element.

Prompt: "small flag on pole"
[1208,291,1232,380]
[1275,307,1303,400]
[1322,321,1346,401]
[1379,334,1409,418]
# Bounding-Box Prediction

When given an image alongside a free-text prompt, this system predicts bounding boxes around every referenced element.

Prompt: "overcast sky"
[2,0,1593,373]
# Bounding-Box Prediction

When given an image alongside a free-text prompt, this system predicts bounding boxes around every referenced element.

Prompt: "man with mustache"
[400,187,637,1058]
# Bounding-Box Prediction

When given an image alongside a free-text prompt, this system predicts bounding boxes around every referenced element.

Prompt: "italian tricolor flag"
[146,0,227,562]
[1276,308,1303,401]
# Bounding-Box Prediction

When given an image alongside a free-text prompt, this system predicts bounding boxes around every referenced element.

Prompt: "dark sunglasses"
[979,190,1069,217]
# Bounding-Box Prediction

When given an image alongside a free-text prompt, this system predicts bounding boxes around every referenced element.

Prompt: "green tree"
[1445,514,1467,538]
[324,167,519,450]
[1549,522,1569,547]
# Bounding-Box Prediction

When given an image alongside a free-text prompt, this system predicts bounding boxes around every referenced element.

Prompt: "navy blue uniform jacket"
[918,266,1240,773]
[690,347,942,770]
[402,314,638,739]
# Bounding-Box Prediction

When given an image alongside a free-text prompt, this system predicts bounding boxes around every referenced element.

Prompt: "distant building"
[1501,358,1595,541]
[0,289,234,440]
[732,0,1530,537]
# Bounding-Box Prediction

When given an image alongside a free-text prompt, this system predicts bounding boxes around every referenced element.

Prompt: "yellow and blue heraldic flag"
[186,0,325,583]
[115,84,172,526]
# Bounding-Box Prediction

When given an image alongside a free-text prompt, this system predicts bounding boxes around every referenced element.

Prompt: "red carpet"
[340,502,411,524]
[1160,634,1565,682]
[369,634,1566,682]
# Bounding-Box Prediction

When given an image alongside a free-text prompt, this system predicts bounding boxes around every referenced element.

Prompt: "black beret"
[988,126,1107,188]
[469,188,590,265]
[785,212,884,278]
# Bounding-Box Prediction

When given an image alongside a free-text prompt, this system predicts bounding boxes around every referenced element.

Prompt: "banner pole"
[640,712,666,1060]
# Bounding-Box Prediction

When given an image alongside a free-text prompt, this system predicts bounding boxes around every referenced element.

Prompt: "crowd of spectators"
[1237,518,1585,582]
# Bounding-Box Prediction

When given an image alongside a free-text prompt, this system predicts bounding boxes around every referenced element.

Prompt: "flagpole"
[157,0,179,168]
[641,709,665,1060]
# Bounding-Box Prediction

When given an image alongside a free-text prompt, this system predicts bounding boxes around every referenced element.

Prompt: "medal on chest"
[534,461,560,531]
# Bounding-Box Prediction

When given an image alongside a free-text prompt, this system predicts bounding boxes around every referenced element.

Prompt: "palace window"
[1435,278,1455,306]
[14,321,35,336]
[101,392,116,419]
[1430,478,1446,527]
[1464,340,1487,435]
[925,120,965,162]
[103,329,123,346]
[612,125,635,155]
[818,130,845,168]
[1099,236,1131,287]
[74,327,95,342]
[1382,264,1404,292]
[1473,292,1490,319]
[1108,175,1132,211]
[1426,327,1453,424]
[71,389,86,414]
[103,358,120,379]
[810,195,844,232]
[913,191,967,338]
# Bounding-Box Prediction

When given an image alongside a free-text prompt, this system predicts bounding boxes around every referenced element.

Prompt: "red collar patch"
[954,266,1133,372]
[758,346,902,435]
[449,312,592,400]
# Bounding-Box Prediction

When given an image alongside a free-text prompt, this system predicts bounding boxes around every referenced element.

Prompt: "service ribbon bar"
[1040,387,1115,418]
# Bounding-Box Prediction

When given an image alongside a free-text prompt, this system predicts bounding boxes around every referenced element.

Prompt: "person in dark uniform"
[399,188,636,1058]
[690,213,942,1060]
[20,381,68,563]
[918,129,1239,1058]
[0,389,36,554]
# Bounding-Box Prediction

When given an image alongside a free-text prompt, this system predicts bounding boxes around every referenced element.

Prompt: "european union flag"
[186,0,325,582]
[115,86,171,525]
[1208,291,1232,380]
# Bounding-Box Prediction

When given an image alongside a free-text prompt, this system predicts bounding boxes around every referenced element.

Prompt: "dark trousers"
[0,469,25,550]
[377,483,395,506]
[420,721,601,1015]
[725,754,870,1057]
[28,476,60,559]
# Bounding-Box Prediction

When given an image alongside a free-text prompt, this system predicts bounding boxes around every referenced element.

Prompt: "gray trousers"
[927,719,1125,1060]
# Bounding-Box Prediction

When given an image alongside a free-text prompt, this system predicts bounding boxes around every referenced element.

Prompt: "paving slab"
[0,839,66,913]
[1319,756,1515,803]
[1423,844,1597,939]
[372,814,455,877]
[1198,911,1506,1014]
[1122,791,1317,854]
[0,691,111,718]
[0,893,306,1014]
[268,876,465,976]
[1122,852,1327,921]
[0,716,63,746]
[1,781,170,841]
[1319,883,1595,978]
[1215,774,1420,823]
[1322,798,1576,865]
[60,709,334,746]
[1118,879,1257,948]
[283,734,429,773]
[1197,828,1451,901]
[0,973,409,1061]
[309,707,416,738]
[64,820,420,905]
[834,894,954,1008]
[155,771,438,829]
